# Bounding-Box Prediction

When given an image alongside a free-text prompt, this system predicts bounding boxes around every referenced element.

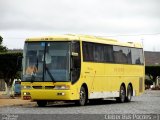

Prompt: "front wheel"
[75,86,87,106]
[37,100,47,107]
[116,85,126,103]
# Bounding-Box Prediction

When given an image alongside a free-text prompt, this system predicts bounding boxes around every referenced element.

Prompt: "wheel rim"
[128,91,131,100]
[80,88,86,105]
[127,86,132,101]
[120,86,125,102]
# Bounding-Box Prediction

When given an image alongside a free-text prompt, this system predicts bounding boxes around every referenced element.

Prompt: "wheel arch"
[128,83,133,96]
[116,82,127,103]
[121,82,126,93]
[81,83,88,99]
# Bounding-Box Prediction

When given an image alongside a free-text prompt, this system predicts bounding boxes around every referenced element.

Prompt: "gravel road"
[0,90,160,120]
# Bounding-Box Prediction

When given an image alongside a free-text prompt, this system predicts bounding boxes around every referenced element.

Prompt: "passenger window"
[71,41,81,84]
[131,48,143,65]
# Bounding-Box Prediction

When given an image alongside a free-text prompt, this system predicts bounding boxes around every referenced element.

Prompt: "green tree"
[145,66,160,84]
[0,52,22,96]
[0,36,7,52]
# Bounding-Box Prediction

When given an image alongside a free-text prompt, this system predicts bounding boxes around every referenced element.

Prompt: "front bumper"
[21,89,78,101]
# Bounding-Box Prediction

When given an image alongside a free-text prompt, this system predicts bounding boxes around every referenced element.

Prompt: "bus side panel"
[81,62,144,99]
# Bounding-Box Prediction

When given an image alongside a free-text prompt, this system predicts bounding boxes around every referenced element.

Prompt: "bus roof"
[26,34,142,48]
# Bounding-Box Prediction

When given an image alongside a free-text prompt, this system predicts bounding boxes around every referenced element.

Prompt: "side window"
[83,42,94,62]
[127,48,132,64]
[82,41,143,65]
[94,44,104,62]
[71,41,81,84]
[104,45,114,62]
[71,41,81,68]
[131,48,143,65]
[113,46,125,64]
[138,49,144,64]
[113,46,132,64]
[83,42,114,63]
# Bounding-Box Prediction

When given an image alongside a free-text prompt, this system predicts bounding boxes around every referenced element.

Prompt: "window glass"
[83,42,94,61]
[94,44,104,62]
[23,43,44,82]
[113,46,132,64]
[71,41,81,84]
[46,42,70,82]
[104,45,114,62]
[138,49,144,64]
[82,41,143,65]
[23,42,70,82]
[83,42,114,63]
[131,48,143,65]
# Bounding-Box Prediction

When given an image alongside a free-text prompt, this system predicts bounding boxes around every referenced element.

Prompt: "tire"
[116,85,126,103]
[75,86,87,106]
[126,85,132,102]
[37,100,47,107]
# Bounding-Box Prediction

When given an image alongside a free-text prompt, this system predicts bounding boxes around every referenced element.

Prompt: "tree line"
[0,36,22,96]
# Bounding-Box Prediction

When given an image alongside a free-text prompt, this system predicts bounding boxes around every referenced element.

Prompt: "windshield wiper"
[30,74,35,83]
[46,67,55,82]
[36,56,39,70]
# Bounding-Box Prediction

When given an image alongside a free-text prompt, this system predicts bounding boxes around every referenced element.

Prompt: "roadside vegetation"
[0,36,22,97]
[145,66,160,90]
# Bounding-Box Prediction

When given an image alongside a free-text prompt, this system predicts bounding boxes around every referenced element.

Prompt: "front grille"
[32,86,42,89]
[45,86,55,89]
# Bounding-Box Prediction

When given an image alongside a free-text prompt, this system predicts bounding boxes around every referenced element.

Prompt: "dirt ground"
[0,91,36,107]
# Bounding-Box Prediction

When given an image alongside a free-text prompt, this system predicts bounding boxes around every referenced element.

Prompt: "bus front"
[21,39,81,106]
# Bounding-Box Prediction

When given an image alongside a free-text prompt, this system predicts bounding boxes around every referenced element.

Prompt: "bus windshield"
[22,42,70,82]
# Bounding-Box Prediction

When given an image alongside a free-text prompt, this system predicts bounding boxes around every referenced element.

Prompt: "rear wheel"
[37,100,47,107]
[75,86,87,106]
[126,85,132,102]
[116,85,126,103]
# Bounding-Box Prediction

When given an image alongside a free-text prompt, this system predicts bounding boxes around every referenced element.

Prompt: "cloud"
[0,0,160,34]
[0,0,160,49]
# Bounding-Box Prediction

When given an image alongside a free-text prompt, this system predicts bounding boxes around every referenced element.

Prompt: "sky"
[0,0,160,51]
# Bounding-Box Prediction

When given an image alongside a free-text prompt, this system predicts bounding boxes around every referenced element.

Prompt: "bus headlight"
[23,92,31,95]
[54,85,70,90]
[21,86,32,90]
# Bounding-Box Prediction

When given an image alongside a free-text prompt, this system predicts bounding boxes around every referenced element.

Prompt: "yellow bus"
[21,34,145,106]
